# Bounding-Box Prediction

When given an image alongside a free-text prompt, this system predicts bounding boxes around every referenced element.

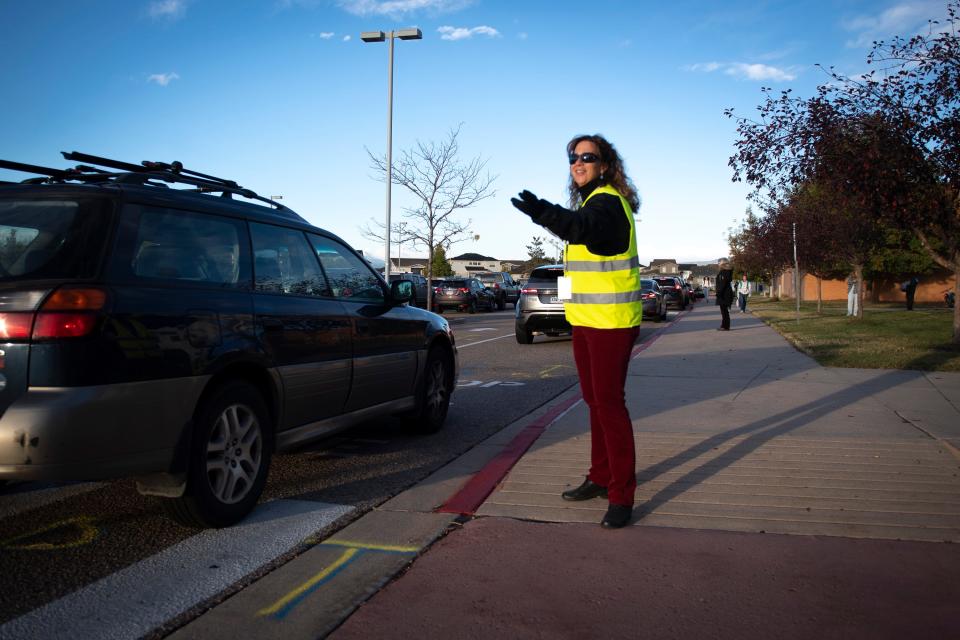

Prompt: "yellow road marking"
[321,539,419,553]
[0,516,99,551]
[257,548,359,617]
[539,364,573,378]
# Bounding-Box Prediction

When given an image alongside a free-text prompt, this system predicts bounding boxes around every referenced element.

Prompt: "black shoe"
[601,504,633,529]
[561,478,607,501]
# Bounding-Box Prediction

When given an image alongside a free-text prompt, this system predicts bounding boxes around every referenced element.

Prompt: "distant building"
[644,258,680,275]
[386,257,429,275]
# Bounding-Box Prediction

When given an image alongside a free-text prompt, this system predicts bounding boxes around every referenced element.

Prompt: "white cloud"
[517,32,528,40]
[148,72,180,86]
[343,35,352,41]
[336,0,474,17]
[726,63,796,82]
[842,1,946,47]
[318,32,335,39]
[688,62,722,72]
[148,0,186,20]
[437,25,500,41]
[686,61,796,82]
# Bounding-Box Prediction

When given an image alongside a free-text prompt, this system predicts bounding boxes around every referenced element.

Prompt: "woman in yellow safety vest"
[511,133,642,529]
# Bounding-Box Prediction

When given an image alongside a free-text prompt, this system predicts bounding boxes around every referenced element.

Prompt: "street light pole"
[360,28,422,280]
[793,221,800,324]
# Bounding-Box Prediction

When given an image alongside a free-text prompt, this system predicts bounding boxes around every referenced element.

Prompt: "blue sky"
[0,0,951,265]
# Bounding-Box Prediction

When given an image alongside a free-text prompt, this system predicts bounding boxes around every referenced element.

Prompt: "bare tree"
[362,125,496,307]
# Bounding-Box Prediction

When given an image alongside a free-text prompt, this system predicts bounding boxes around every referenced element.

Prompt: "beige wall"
[777,269,956,303]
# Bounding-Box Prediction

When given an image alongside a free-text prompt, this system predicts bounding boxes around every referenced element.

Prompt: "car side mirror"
[390,279,415,305]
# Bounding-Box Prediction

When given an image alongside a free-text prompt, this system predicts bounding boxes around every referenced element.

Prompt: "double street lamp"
[360,27,422,280]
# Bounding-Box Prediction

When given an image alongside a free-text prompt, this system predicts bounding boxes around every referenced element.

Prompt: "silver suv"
[514,264,570,343]
[475,271,520,310]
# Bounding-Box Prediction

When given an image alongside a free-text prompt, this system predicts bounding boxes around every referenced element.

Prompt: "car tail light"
[458,287,469,294]
[32,313,99,338]
[434,287,443,294]
[674,285,681,290]
[0,287,107,340]
[641,292,656,299]
[32,287,108,340]
[521,288,538,294]
[0,313,34,339]
[493,283,500,289]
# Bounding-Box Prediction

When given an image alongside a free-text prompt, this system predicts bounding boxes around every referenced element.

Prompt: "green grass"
[748,297,960,371]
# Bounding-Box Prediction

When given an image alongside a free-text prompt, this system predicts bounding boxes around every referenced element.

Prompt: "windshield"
[530,267,563,281]
[0,198,111,280]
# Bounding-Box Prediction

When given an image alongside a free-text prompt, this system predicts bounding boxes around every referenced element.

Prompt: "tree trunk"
[854,263,864,320]
[953,267,959,344]
[816,276,822,314]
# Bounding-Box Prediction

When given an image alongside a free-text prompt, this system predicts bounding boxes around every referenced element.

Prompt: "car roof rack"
[0,151,305,221]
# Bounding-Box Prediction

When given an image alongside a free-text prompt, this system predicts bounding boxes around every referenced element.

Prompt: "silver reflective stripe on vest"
[569,289,645,304]
[565,256,640,272]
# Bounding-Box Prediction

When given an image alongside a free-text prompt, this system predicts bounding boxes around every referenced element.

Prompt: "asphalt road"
[0,306,666,631]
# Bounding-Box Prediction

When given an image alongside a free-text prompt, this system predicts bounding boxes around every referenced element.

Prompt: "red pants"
[572,325,640,506]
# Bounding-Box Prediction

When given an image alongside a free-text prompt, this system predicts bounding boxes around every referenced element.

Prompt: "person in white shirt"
[736,274,751,313]
[846,273,859,316]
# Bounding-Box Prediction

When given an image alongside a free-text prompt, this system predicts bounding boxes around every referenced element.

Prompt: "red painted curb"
[436,307,690,516]
[437,394,583,515]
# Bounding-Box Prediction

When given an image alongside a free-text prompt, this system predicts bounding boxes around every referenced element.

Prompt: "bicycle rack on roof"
[0,151,302,219]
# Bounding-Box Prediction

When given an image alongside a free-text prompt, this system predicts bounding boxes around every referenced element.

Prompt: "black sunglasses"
[568,152,601,165]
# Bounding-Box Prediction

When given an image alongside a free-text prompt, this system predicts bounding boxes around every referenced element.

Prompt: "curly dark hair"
[566,134,640,213]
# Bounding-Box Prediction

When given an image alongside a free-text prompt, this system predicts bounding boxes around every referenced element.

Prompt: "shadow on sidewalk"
[634,335,949,520]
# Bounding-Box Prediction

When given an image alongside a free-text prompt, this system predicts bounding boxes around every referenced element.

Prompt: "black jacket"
[526,179,631,256]
[715,268,734,307]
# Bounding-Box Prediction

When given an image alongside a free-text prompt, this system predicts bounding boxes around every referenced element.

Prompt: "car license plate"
[549,296,559,303]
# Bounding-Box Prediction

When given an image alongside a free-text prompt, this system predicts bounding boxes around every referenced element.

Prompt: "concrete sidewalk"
[330,303,960,639]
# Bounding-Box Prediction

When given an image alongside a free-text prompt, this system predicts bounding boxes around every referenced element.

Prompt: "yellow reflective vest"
[564,184,643,329]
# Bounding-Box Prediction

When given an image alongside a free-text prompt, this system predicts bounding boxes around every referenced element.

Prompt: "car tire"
[161,381,272,528]
[404,346,452,434]
[515,324,534,344]
[468,300,477,314]
[497,297,506,311]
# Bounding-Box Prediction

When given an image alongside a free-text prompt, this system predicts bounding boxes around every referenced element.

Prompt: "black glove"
[511,190,545,220]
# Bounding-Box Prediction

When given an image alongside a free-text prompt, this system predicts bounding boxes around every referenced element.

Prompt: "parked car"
[653,276,687,310]
[475,271,520,310]
[640,278,668,322]
[388,272,428,308]
[432,277,496,313]
[681,280,695,305]
[0,152,458,528]
[693,285,705,299]
[515,264,571,343]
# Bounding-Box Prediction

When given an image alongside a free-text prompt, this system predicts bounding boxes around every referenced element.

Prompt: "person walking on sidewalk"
[715,259,734,330]
[736,274,751,313]
[511,133,642,529]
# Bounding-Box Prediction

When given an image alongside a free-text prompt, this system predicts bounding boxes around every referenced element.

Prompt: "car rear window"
[0,198,111,280]
[530,267,563,281]
[442,280,468,288]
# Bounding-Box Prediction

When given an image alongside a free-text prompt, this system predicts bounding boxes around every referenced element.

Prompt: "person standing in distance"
[511,134,642,529]
[736,273,751,313]
[716,259,734,330]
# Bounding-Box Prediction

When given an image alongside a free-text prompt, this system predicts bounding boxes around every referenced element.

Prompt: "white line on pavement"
[0,499,354,640]
[456,333,514,349]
